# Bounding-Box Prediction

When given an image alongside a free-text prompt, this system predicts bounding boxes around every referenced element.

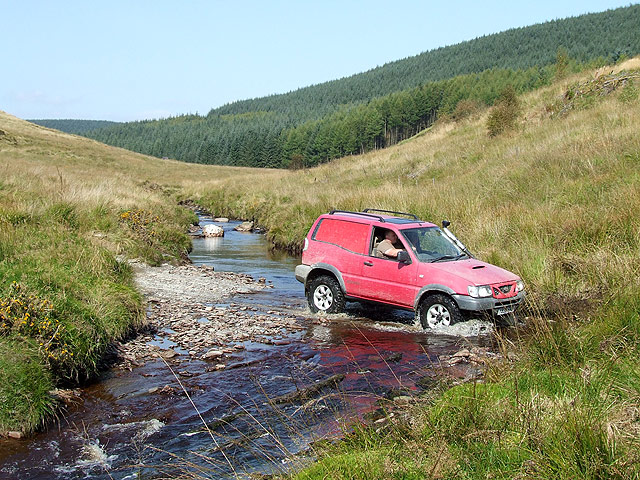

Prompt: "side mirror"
[397,250,411,264]
[442,220,451,228]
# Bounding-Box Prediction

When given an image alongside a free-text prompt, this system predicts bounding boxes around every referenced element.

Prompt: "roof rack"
[329,210,386,222]
[363,208,419,220]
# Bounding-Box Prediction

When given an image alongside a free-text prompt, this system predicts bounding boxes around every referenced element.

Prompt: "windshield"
[401,227,466,263]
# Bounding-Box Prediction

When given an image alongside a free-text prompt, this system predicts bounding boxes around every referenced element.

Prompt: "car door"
[356,229,419,307]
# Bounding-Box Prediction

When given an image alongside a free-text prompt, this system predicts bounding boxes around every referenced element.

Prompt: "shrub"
[486,85,521,136]
[0,283,73,370]
[450,99,484,122]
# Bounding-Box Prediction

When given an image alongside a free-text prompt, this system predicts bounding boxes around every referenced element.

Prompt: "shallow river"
[0,218,495,479]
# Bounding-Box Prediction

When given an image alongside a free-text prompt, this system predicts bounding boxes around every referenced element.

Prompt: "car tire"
[307,275,345,314]
[417,294,461,329]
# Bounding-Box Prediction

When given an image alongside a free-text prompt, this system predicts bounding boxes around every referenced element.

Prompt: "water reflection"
[201,236,224,251]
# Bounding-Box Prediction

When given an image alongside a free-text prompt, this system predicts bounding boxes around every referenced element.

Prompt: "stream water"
[0,218,495,479]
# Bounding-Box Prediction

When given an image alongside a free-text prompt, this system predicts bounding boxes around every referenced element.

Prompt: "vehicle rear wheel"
[307,275,345,314]
[417,294,461,329]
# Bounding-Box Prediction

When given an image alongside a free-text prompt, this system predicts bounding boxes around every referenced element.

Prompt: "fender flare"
[306,263,347,292]
[414,284,458,310]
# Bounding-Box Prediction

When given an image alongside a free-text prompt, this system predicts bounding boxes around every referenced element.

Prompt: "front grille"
[493,283,516,297]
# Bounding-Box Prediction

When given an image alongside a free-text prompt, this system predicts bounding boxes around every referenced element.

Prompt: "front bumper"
[295,264,311,284]
[452,290,526,315]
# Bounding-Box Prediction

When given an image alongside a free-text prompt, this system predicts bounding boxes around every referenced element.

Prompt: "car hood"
[424,258,519,285]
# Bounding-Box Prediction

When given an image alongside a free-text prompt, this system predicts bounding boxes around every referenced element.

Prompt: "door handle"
[364,261,373,267]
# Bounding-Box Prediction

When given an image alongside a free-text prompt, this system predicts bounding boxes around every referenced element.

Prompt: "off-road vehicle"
[295,209,525,328]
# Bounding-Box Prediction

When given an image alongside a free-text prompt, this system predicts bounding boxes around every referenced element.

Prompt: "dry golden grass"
[179,60,640,315]
[0,111,253,432]
[7,59,634,314]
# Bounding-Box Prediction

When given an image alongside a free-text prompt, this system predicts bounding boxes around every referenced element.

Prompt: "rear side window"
[313,218,369,254]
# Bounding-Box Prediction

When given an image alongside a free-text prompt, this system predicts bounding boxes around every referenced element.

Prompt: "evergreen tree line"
[86,64,571,168]
[203,66,553,168]
[29,119,120,134]
[209,4,639,122]
[41,5,640,168]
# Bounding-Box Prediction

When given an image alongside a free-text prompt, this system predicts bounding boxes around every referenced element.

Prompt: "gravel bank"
[114,262,304,369]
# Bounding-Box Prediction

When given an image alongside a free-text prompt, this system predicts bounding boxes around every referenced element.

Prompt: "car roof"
[326,210,436,228]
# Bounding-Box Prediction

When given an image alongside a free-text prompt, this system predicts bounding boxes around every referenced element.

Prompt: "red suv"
[295,209,525,328]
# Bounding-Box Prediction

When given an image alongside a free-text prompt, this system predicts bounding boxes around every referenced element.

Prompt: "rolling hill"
[47,4,640,169]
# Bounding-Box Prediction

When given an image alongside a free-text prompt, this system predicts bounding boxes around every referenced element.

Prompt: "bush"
[450,99,484,122]
[486,85,521,136]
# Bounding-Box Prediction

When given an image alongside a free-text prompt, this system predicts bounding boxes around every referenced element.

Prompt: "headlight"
[516,280,525,292]
[468,285,493,298]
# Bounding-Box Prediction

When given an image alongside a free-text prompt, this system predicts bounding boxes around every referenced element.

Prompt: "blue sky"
[2,1,634,121]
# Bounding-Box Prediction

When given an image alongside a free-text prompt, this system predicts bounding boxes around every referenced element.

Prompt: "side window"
[370,227,385,256]
[313,218,369,254]
[371,227,406,259]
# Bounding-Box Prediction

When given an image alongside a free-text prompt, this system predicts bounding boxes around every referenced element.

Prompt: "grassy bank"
[0,113,216,434]
[184,59,640,313]
[177,59,640,477]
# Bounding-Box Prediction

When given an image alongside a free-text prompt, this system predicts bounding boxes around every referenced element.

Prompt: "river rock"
[234,221,254,232]
[214,217,229,223]
[452,349,471,358]
[160,349,178,359]
[202,349,224,360]
[385,352,403,363]
[203,224,224,237]
[7,431,22,439]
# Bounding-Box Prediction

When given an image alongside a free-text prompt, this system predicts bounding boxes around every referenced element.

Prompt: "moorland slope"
[175,59,640,477]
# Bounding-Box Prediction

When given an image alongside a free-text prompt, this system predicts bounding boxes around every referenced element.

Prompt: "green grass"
[0,112,200,434]
[0,339,54,432]
[2,58,640,478]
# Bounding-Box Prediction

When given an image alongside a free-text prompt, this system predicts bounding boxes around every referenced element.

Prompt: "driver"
[376,230,404,259]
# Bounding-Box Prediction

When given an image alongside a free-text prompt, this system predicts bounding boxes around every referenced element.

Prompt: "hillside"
[2,54,639,477]
[176,58,640,478]
[76,4,640,168]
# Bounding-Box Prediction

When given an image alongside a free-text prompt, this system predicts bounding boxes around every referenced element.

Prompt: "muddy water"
[0,218,494,479]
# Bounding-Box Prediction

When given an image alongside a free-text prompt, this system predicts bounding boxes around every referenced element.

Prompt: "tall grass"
[2,56,640,476]
[170,59,640,478]
[183,59,640,311]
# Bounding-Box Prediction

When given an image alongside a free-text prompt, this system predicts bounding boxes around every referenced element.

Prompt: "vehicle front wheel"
[417,294,462,329]
[307,275,345,314]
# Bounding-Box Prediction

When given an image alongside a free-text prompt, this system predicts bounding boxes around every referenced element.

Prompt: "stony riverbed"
[114,261,306,370]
